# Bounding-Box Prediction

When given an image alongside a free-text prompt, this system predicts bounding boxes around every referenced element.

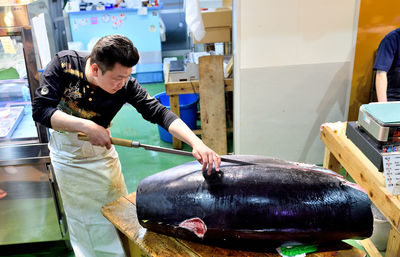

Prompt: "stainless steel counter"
[0,161,66,245]
[0,143,50,166]
[0,142,68,245]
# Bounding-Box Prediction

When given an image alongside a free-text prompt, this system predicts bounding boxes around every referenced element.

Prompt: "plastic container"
[154,92,198,143]
[370,203,391,251]
[21,84,31,102]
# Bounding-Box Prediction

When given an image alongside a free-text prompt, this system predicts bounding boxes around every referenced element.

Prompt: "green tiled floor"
[111,83,195,193]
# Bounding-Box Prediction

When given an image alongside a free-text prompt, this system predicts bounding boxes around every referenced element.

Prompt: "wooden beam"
[199,55,227,155]
[165,79,233,96]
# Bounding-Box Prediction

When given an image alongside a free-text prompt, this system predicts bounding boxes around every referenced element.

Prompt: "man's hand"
[82,121,112,149]
[51,110,112,149]
[192,142,221,175]
[168,118,222,174]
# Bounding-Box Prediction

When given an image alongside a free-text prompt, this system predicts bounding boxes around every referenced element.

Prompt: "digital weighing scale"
[346,102,400,172]
[357,102,400,143]
[354,102,400,194]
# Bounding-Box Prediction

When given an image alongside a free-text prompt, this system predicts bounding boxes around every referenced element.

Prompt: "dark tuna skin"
[136,155,373,249]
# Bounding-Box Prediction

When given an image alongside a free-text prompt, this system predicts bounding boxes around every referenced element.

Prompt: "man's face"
[92,62,132,94]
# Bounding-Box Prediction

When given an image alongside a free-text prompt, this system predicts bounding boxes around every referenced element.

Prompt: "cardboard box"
[192,27,231,44]
[222,0,232,8]
[190,8,232,44]
[201,8,232,28]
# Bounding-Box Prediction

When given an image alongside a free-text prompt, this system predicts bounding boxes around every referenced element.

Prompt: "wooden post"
[323,147,341,172]
[117,230,131,257]
[386,226,400,257]
[198,55,227,155]
[360,239,382,257]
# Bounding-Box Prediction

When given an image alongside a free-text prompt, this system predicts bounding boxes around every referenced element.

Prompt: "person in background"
[0,189,6,199]
[373,28,400,102]
[32,34,221,257]
[114,0,124,8]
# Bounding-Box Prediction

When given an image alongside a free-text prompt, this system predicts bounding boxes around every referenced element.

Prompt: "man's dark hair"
[90,34,139,73]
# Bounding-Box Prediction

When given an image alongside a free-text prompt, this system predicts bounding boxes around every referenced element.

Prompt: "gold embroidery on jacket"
[64,83,82,100]
[60,61,84,78]
[58,61,99,119]
[58,98,99,119]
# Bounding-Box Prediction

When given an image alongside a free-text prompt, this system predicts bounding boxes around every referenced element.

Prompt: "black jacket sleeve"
[32,54,66,128]
[126,79,178,130]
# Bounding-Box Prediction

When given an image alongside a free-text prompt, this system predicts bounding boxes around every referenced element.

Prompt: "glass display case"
[0,36,38,144]
[0,1,67,246]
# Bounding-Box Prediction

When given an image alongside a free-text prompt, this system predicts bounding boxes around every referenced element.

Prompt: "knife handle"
[77,133,133,148]
[111,137,134,147]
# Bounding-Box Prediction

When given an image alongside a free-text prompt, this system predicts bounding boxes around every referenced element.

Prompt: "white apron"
[49,129,127,257]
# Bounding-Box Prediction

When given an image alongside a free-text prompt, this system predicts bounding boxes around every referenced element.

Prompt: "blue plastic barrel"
[154,92,198,143]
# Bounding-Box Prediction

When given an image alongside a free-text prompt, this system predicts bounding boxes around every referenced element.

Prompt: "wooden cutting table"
[101,192,366,257]
[320,122,400,257]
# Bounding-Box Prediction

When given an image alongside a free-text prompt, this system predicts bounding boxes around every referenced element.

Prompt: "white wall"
[233,0,360,163]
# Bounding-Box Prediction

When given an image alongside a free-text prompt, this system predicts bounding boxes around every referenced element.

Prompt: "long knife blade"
[138,143,253,165]
[77,134,253,165]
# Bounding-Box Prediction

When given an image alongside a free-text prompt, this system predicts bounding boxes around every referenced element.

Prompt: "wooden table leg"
[169,95,182,149]
[117,230,131,257]
[360,238,382,257]
[386,226,400,257]
[128,239,149,257]
[323,147,341,172]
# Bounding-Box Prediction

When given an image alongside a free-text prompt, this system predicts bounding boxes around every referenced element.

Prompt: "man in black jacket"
[33,34,220,257]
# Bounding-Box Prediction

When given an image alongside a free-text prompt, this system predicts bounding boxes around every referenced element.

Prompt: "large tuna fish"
[136,155,373,249]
